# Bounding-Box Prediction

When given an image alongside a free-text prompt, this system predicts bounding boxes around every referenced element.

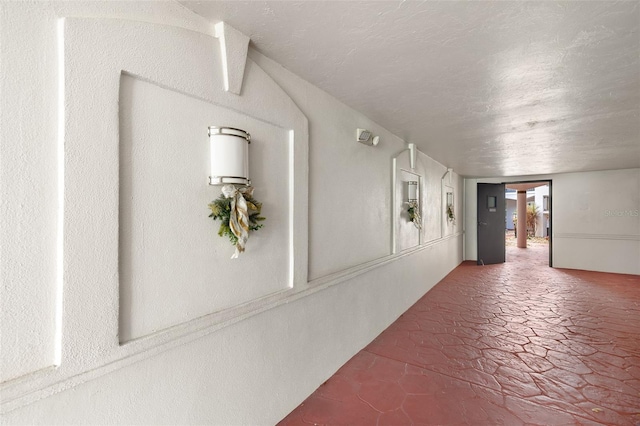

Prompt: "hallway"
[280,247,640,425]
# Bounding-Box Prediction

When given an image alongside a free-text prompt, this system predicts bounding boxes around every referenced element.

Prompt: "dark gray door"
[477,183,505,265]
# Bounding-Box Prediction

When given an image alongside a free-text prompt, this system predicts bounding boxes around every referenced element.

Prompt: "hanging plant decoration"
[408,201,422,229]
[208,184,265,258]
[447,203,456,224]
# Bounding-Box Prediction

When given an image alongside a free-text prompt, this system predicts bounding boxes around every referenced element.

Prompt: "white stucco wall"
[465,169,640,275]
[1,2,463,424]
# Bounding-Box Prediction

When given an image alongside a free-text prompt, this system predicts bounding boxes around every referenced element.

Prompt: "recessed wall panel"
[419,153,445,243]
[118,75,290,342]
[395,169,421,251]
[443,185,455,237]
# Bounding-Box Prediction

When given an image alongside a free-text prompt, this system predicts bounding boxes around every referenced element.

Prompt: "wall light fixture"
[208,126,251,186]
[407,180,418,202]
[357,128,380,146]
[207,126,265,259]
[406,180,421,229]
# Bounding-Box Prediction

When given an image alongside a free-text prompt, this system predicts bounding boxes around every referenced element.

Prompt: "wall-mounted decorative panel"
[393,148,452,253]
[395,168,422,252]
[118,75,291,342]
[417,153,444,243]
[1,15,308,412]
[443,185,455,237]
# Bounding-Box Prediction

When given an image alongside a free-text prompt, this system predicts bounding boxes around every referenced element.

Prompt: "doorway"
[476,180,552,267]
[477,183,506,265]
[504,180,552,267]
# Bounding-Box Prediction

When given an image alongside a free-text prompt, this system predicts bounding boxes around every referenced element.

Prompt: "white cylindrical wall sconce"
[407,181,418,202]
[208,126,251,186]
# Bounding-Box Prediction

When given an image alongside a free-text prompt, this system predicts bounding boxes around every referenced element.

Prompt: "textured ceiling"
[181,1,640,177]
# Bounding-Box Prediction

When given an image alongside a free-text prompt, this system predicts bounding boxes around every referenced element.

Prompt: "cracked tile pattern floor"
[279,245,640,425]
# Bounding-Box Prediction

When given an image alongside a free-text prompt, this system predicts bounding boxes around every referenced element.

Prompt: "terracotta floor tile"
[315,375,359,402]
[279,246,640,425]
[503,395,583,424]
[376,408,412,424]
[529,372,585,403]
[541,367,588,389]
[357,380,406,412]
[516,351,554,372]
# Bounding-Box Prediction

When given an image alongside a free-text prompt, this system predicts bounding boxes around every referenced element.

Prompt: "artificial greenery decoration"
[447,204,456,224]
[407,201,422,229]
[208,191,265,246]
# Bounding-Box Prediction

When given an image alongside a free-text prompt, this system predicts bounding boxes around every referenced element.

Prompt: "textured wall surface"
[392,149,461,253]
[395,166,422,251]
[1,1,61,384]
[250,52,406,280]
[1,1,463,424]
[552,169,640,274]
[118,75,292,341]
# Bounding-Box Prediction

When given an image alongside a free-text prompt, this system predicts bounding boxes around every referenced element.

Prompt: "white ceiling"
[181,1,640,177]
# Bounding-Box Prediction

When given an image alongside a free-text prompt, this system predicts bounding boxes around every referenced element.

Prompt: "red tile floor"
[280,245,640,425]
